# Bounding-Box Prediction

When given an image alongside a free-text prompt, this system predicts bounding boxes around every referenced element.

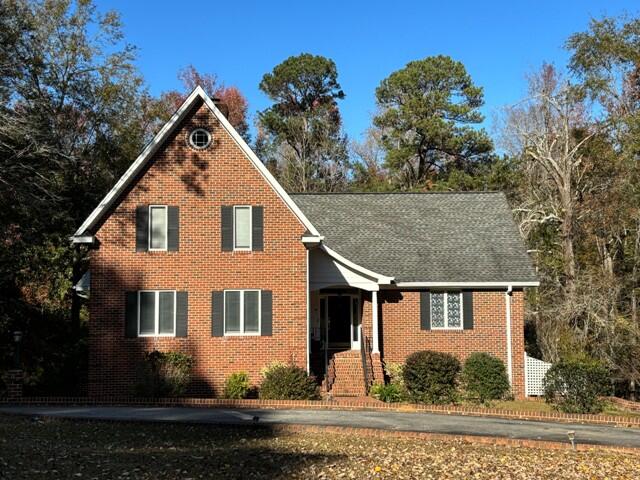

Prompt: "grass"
[472,399,640,418]
[0,414,638,479]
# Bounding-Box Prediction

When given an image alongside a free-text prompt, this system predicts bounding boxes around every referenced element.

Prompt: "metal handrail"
[359,325,372,393]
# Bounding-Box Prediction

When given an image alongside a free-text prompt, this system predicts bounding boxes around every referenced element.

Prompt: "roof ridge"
[288,191,503,195]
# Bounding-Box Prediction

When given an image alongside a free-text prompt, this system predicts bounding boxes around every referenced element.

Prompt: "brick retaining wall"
[2,396,638,428]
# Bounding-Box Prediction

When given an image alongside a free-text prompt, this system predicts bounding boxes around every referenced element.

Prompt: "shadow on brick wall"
[88,259,218,398]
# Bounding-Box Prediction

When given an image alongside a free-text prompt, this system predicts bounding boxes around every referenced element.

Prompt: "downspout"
[505,285,513,386]
[306,249,311,374]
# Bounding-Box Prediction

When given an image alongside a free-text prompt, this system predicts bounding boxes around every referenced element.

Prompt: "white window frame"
[430,291,463,330]
[137,290,176,337]
[148,205,168,251]
[188,128,212,150]
[233,205,252,251]
[223,289,261,336]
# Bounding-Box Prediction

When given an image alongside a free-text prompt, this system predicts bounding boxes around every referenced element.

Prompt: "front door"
[320,294,360,351]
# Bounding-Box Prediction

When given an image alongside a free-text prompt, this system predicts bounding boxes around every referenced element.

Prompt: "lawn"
[484,399,640,418]
[0,414,638,479]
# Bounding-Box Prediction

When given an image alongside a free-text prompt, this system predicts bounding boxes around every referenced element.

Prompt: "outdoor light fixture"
[13,330,22,369]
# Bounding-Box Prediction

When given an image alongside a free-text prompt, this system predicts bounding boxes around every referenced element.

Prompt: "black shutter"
[221,206,233,251]
[420,291,431,330]
[252,206,264,251]
[463,291,474,330]
[136,206,149,252]
[176,291,188,337]
[125,292,138,338]
[211,291,224,336]
[168,206,179,251]
[261,290,272,336]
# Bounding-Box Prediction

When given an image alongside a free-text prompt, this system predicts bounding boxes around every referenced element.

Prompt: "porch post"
[372,290,380,353]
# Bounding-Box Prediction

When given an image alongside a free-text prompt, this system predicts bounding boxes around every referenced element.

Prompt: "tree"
[349,128,391,191]
[501,64,595,298]
[565,15,640,394]
[373,55,493,189]
[159,65,250,141]
[0,0,150,394]
[257,53,349,192]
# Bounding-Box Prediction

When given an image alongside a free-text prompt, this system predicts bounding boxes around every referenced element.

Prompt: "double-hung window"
[233,206,251,250]
[149,205,168,251]
[138,290,176,336]
[224,289,260,335]
[430,291,462,329]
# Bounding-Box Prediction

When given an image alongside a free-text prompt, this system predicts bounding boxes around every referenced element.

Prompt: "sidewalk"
[2,404,639,449]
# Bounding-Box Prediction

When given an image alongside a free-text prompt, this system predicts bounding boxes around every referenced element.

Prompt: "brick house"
[72,87,538,399]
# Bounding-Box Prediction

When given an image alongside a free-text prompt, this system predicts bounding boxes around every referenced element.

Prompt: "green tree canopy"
[374,55,493,189]
[0,0,152,394]
[257,53,349,192]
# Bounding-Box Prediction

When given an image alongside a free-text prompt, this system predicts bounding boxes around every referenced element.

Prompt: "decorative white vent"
[524,353,552,396]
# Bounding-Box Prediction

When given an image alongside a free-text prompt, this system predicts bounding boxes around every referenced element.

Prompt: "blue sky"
[98,0,637,142]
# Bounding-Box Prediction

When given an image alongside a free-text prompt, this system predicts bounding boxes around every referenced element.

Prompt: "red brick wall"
[360,290,526,398]
[88,100,308,397]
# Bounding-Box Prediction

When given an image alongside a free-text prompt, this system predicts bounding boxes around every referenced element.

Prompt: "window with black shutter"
[124,290,188,337]
[212,289,272,336]
[136,205,179,252]
[221,205,264,252]
[421,291,473,330]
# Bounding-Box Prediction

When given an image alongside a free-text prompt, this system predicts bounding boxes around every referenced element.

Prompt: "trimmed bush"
[260,360,288,379]
[369,382,404,403]
[403,350,460,404]
[223,372,251,399]
[135,350,193,397]
[259,364,319,400]
[461,353,510,403]
[543,358,611,413]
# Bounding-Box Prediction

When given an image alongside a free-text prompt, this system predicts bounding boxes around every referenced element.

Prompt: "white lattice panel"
[524,353,552,396]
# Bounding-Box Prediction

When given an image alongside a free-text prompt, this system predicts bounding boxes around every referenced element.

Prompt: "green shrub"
[259,364,319,400]
[543,358,611,413]
[370,382,404,403]
[403,350,460,404]
[223,372,251,399]
[461,353,511,403]
[135,350,194,397]
[260,360,288,378]
[383,362,405,388]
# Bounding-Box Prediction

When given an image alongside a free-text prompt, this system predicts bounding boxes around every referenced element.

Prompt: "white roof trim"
[320,244,394,284]
[394,281,540,288]
[309,248,379,292]
[73,86,320,238]
[301,235,324,244]
[70,235,96,244]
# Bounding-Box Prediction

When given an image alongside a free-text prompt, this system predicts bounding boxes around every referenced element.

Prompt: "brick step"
[328,351,367,397]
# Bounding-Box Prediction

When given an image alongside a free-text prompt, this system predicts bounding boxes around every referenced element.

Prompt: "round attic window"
[188,128,212,149]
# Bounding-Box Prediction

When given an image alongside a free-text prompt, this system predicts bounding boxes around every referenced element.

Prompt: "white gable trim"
[309,248,380,292]
[72,86,320,239]
[320,244,394,284]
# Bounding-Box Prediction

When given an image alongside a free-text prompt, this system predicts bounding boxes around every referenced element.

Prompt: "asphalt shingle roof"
[290,192,537,283]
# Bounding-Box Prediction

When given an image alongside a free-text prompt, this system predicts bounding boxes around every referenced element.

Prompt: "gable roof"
[72,86,320,240]
[290,192,538,286]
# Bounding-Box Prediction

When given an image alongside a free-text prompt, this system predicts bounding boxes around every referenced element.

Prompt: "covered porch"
[307,246,389,395]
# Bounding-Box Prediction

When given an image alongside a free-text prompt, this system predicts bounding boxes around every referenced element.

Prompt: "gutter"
[505,284,513,386]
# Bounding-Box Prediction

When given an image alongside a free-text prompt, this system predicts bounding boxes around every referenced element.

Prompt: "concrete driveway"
[1,405,639,449]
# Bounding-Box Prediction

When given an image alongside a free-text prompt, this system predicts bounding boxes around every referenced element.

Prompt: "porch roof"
[290,192,537,285]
